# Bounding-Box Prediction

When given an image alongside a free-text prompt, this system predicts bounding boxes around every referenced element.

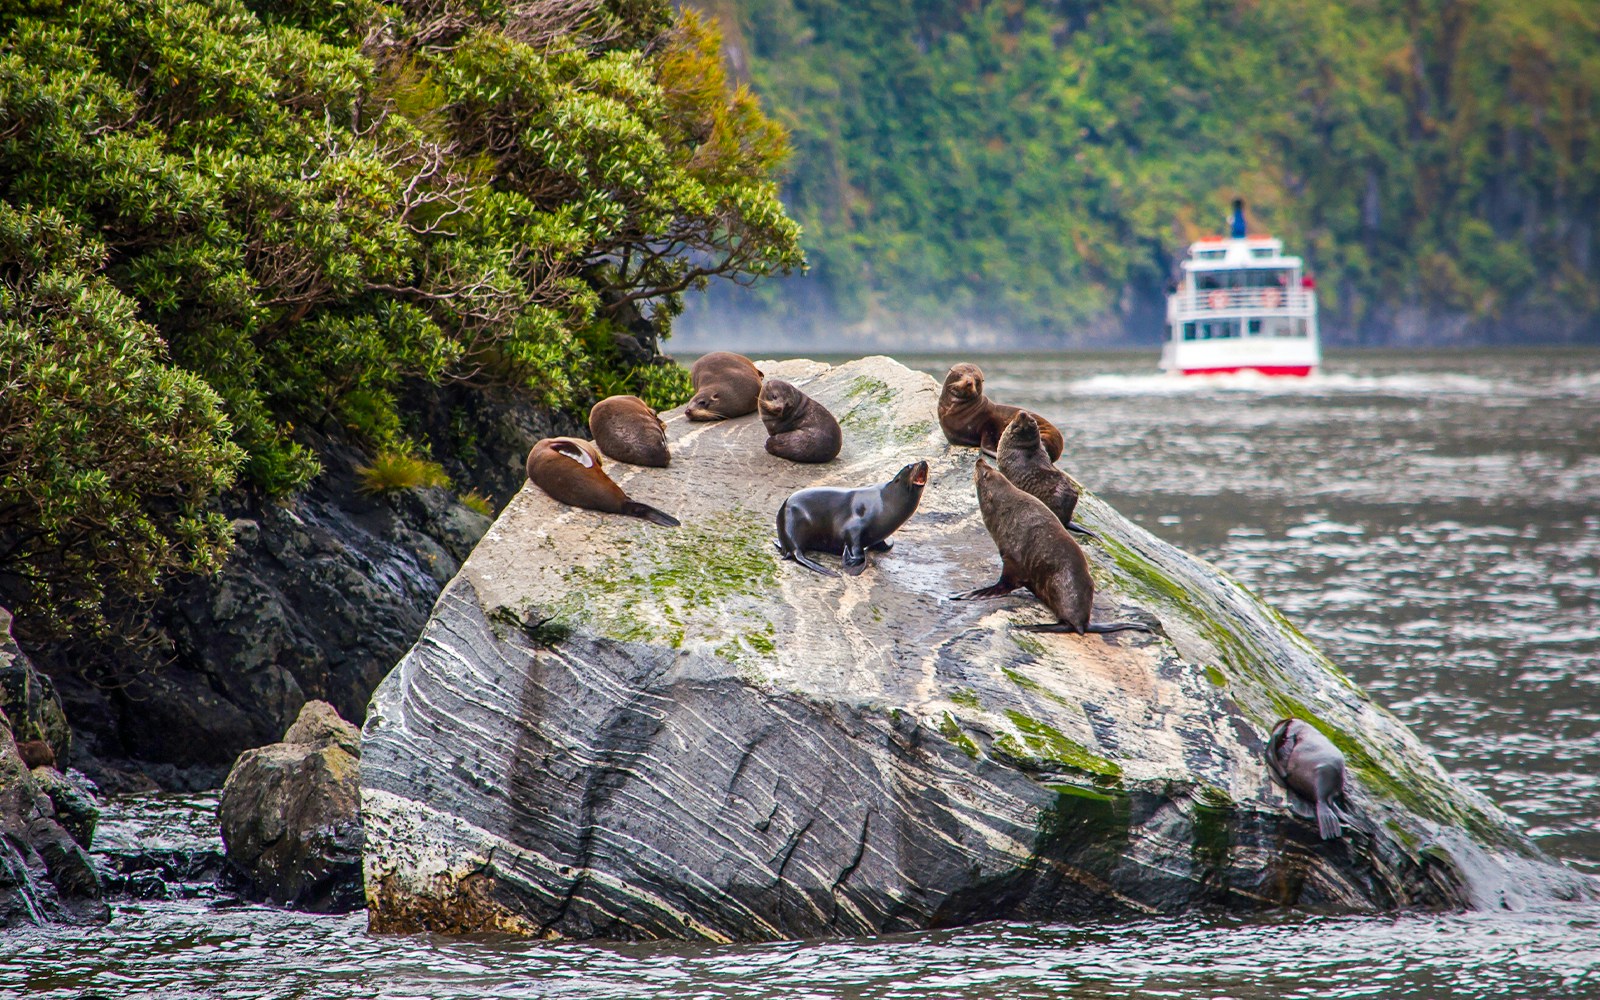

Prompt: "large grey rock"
[0,708,106,927]
[361,356,1594,941]
[219,700,363,912]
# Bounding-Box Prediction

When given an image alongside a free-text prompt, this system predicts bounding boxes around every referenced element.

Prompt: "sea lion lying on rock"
[525,437,679,526]
[1265,718,1354,840]
[589,394,670,467]
[759,379,842,463]
[775,461,928,576]
[951,458,1150,635]
[938,362,1064,460]
[996,411,1094,538]
[686,351,763,421]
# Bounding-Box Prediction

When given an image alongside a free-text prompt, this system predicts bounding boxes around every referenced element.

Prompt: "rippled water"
[7,349,1599,999]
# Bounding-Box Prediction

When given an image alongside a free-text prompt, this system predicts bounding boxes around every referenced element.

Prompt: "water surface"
[8,349,1599,999]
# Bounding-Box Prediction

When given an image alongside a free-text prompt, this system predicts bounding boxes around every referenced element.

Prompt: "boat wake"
[1067,370,1507,397]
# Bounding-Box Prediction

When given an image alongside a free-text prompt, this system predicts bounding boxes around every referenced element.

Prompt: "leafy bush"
[0,205,243,635]
[356,453,452,494]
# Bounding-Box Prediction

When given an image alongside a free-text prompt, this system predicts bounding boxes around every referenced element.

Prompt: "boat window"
[1196,249,1225,260]
[1247,319,1261,335]
[1250,247,1273,258]
[1183,322,1197,341]
[1197,320,1240,339]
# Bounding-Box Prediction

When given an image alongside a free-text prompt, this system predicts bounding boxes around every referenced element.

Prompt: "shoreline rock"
[219,700,363,913]
[361,356,1594,941]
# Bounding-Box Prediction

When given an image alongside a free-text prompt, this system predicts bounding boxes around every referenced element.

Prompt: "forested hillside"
[685,0,1600,348]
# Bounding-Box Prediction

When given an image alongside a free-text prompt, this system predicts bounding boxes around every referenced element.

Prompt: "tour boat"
[1160,215,1320,377]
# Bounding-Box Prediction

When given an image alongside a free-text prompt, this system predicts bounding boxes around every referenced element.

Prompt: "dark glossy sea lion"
[589,394,669,467]
[759,379,842,463]
[996,411,1094,538]
[937,363,1064,460]
[1265,718,1353,840]
[951,458,1149,634]
[775,461,929,577]
[525,437,679,526]
[685,351,763,421]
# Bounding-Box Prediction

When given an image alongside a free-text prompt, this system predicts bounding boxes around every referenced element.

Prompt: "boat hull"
[1177,364,1314,377]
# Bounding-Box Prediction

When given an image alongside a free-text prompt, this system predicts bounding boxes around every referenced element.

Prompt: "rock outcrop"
[0,608,70,768]
[0,707,106,927]
[362,356,1593,941]
[219,700,363,912]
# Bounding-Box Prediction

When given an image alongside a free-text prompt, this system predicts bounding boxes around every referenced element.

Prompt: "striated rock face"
[219,700,363,912]
[362,356,1593,941]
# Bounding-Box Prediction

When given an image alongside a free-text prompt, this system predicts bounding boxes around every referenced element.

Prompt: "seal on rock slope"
[937,362,1064,460]
[525,437,679,526]
[951,458,1149,634]
[759,379,842,463]
[996,411,1093,537]
[589,395,670,467]
[686,351,763,421]
[1265,718,1354,840]
[775,461,928,576]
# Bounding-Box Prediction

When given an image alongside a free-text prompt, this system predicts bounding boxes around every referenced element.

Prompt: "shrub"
[356,453,451,493]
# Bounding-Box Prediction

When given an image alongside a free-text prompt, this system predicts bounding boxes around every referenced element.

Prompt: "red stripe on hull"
[1179,365,1313,377]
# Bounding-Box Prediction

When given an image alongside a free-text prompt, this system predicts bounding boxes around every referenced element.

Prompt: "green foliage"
[0,204,243,635]
[458,490,495,518]
[0,0,800,633]
[725,0,1600,341]
[356,453,451,494]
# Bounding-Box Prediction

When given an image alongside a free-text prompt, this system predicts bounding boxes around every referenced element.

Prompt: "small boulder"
[218,700,363,912]
[29,767,99,850]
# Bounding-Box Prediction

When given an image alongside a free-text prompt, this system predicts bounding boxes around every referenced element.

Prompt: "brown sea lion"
[937,363,1064,460]
[589,394,669,467]
[1265,718,1354,840]
[525,437,679,526]
[950,458,1149,634]
[685,351,763,421]
[996,411,1094,538]
[775,461,928,576]
[758,379,842,464]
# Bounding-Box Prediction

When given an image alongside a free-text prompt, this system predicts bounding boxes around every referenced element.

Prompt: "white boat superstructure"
[1160,232,1320,376]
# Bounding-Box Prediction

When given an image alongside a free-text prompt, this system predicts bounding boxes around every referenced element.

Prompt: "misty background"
[675,0,1600,353]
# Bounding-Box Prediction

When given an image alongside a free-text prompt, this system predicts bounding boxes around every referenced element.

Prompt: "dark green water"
[7,349,1598,999]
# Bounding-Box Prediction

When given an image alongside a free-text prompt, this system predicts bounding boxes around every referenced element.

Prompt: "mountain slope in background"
[682,0,1600,349]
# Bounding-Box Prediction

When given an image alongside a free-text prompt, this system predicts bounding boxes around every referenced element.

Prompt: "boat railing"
[1173,287,1315,315]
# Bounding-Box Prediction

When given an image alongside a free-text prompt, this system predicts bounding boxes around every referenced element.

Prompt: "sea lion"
[951,458,1149,634]
[1265,718,1353,840]
[589,394,669,467]
[775,461,929,576]
[996,411,1094,538]
[758,379,842,463]
[525,437,679,526]
[937,363,1064,460]
[685,351,763,421]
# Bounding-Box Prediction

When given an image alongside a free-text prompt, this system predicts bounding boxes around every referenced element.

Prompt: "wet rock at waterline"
[362,356,1593,941]
[219,700,363,912]
[0,708,107,927]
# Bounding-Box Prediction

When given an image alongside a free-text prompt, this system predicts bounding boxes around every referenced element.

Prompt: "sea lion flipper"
[867,538,893,552]
[840,544,868,575]
[793,551,839,577]
[1085,620,1156,634]
[950,579,1017,601]
[620,501,680,527]
[1315,799,1343,840]
[1066,522,1100,540]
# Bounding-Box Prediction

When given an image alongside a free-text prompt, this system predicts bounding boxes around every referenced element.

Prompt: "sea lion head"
[685,388,730,420]
[999,410,1041,453]
[757,378,802,422]
[942,363,984,402]
[896,460,930,491]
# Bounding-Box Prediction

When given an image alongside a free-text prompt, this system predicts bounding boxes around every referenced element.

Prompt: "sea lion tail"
[1316,799,1344,840]
[622,502,680,527]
